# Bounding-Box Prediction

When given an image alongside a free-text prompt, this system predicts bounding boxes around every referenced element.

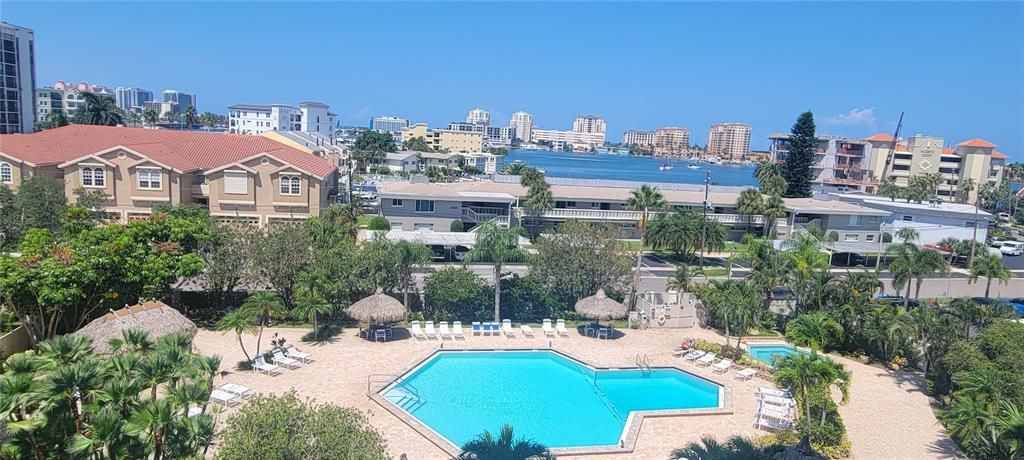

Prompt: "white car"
[1000,242,1024,256]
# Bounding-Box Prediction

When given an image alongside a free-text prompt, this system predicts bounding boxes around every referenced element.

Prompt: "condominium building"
[509,111,533,141]
[707,123,752,159]
[227,102,336,141]
[0,125,339,226]
[1,22,35,134]
[114,87,154,111]
[447,122,515,145]
[573,115,606,134]
[769,134,876,192]
[622,130,655,147]
[371,116,409,134]
[401,123,484,153]
[162,90,196,114]
[654,127,690,155]
[37,84,117,122]
[466,107,490,125]
[530,129,605,151]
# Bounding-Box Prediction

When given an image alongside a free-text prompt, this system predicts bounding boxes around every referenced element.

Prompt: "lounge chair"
[755,410,794,430]
[542,319,556,337]
[712,358,734,373]
[696,352,717,367]
[760,394,795,407]
[284,345,312,363]
[252,356,282,375]
[756,387,791,399]
[502,319,516,337]
[480,322,491,336]
[410,321,427,340]
[471,321,482,336]
[453,321,466,339]
[210,389,242,407]
[438,321,451,339]
[272,350,300,369]
[556,319,570,336]
[683,350,706,361]
[424,321,438,339]
[735,368,757,381]
[521,325,534,337]
[485,322,498,336]
[217,383,254,399]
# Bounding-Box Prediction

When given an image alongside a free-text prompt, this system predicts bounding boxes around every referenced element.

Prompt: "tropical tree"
[71,93,123,126]
[782,111,817,198]
[774,352,851,424]
[862,304,913,362]
[667,264,695,292]
[36,109,70,130]
[736,188,764,231]
[761,193,787,238]
[671,435,785,460]
[143,108,159,127]
[395,240,432,309]
[520,168,553,238]
[626,185,667,303]
[786,312,843,352]
[182,105,198,129]
[969,252,1012,298]
[464,222,528,322]
[458,424,552,460]
[886,242,947,304]
[896,227,919,244]
[959,177,977,204]
[697,217,727,270]
[878,177,903,202]
[502,162,528,175]
[647,210,700,258]
[239,292,285,354]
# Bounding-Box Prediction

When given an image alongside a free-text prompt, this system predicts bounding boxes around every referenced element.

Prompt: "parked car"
[452,246,470,262]
[999,241,1024,256]
[998,212,1012,222]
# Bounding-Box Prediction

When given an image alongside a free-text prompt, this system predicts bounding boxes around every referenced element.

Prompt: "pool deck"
[193,325,960,459]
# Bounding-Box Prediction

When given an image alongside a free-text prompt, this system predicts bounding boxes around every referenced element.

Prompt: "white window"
[137,168,162,190]
[390,221,403,231]
[279,175,301,195]
[844,234,859,242]
[902,215,914,222]
[866,234,875,242]
[223,171,248,195]
[0,162,11,184]
[415,200,434,212]
[414,223,434,232]
[848,215,861,226]
[392,199,404,207]
[81,166,105,188]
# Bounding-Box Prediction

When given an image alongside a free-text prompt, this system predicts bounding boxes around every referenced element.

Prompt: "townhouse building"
[0,125,339,226]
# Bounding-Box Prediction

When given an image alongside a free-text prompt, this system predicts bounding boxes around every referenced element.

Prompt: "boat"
[659,162,674,171]
[687,164,701,170]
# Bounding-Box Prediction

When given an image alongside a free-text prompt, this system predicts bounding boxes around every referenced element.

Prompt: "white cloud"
[824,107,876,127]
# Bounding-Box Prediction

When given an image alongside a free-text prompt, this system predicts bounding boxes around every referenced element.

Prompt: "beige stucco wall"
[63,149,183,218]
[0,160,35,190]
[437,131,483,153]
[206,155,330,225]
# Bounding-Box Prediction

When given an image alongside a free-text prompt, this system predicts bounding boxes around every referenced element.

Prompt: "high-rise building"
[371,116,409,134]
[530,129,605,151]
[654,127,690,155]
[573,115,606,134]
[162,89,196,114]
[448,121,515,145]
[401,123,484,153]
[509,111,533,141]
[466,107,490,125]
[115,87,154,111]
[622,130,655,147]
[227,101,336,141]
[707,123,752,159]
[0,22,35,134]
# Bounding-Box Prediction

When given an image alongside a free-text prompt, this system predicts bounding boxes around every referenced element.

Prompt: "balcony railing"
[190,184,209,196]
[511,207,763,225]
[462,206,508,222]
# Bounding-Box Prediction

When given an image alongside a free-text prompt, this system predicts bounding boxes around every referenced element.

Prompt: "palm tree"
[143,108,159,127]
[395,240,433,309]
[464,222,528,322]
[124,399,175,460]
[217,310,257,363]
[862,305,912,362]
[886,243,947,305]
[458,424,552,460]
[761,194,786,238]
[240,292,285,354]
[647,210,699,258]
[667,264,694,292]
[502,162,527,175]
[68,408,128,460]
[959,178,977,204]
[182,105,198,129]
[878,177,902,202]
[785,312,843,352]
[969,252,1011,298]
[161,111,180,125]
[736,188,764,231]
[627,185,667,304]
[774,352,851,424]
[671,435,784,460]
[124,108,143,127]
[44,361,100,433]
[939,395,993,449]
[72,93,123,126]
[896,227,920,244]
[107,328,155,355]
[134,353,174,400]
[291,295,334,342]
[697,217,727,271]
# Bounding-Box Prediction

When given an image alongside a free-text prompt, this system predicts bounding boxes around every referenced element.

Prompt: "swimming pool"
[380,350,723,451]
[747,343,806,365]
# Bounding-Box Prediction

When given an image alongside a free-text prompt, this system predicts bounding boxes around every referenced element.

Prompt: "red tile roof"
[992,151,1008,160]
[895,143,909,152]
[942,147,957,155]
[0,125,337,178]
[957,138,997,148]
[864,133,895,142]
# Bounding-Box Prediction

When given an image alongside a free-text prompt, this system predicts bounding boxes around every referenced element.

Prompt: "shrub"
[366,216,391,231]
[217,391,388,459]
[424,267,492,321]
[375,165,391,175]
[499,274,562,322]
[693,338,723,355]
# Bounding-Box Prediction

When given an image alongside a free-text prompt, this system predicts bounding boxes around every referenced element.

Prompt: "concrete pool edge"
[368,346,735,457]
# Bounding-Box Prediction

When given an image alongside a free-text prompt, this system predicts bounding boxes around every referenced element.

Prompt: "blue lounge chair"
[472,322,482,336]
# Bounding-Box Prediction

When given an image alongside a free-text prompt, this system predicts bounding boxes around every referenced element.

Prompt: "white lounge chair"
[284,345,312,363]
[438,321,451,339]
[424,321,438,339]
[683,350,706,361]
[252,356,282,375]
[521,325,534,337]
[217,383,254,399]
[410,321,426,340]
[556,319,570,336]
[696,352,717,367]
[712,358,734,374]
[452,321,466,339]
[210,389,242,407]
[272,350,300,369]
[760,394,796,407]
[502,319,516,337]
[735,368,757,381]
[757,386,791,399]
[542,319,556,337]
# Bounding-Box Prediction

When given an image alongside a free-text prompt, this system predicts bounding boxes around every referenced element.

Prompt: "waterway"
[499,150,758,186]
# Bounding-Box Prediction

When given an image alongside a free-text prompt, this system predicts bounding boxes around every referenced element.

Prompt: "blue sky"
[4,2,1023,157]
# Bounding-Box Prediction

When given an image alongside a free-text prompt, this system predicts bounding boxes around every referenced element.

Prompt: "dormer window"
[280,175,301,195]
[137,168,162,190]
[81,166,105,188]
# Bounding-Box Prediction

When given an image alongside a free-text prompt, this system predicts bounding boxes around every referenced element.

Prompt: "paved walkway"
[193,325,959,459]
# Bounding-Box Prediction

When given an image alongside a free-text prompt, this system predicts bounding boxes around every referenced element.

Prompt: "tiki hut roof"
[74,301,196,353]
[574,289,627,321]
[345,291,406,324]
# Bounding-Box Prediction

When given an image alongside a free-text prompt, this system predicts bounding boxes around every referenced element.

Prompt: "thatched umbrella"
[345,290,406,325]
[74,301,196,354]
[575,289,627,324]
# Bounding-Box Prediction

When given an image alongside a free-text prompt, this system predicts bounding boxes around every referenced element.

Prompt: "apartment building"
[509,111,533,141]
[0,125,339,226]
[37,84,117,122]
[447,122,515,145]
[114,87,154,111]
[654,127,690,155]
[228,101,336,141]
[262,130,349,171]
[864,133,1007,203]
[622,130,655,147]
[832,192,991,245]
[401,123,484,153]
[162,90,196,114]
[707,123,752,159]
[466,108,490,125]
[769,134,876,192]
[530,129,605,151]
[371,116,409,134]
[573,115,606,134]
[1,22,35,134]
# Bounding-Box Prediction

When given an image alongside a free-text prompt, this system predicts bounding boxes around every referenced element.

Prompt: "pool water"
[382,350,721,449]
[748,344,805,365]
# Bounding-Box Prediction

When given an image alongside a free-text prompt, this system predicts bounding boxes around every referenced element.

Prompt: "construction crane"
[879,111,905,180]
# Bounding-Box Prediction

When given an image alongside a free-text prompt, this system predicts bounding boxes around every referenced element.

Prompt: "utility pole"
[700,170,710,270]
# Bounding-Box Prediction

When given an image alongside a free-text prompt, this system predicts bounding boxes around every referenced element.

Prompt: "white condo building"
[466,107,490,125]
[371,116,409,134]
[573,115,606,134]
[0,22,35,134]
[228,101,337,141]
[509,111,533,141]
[623,130,655,147]
[530,129,605,150]
[115,87,154,111]
[707,123,752,159]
